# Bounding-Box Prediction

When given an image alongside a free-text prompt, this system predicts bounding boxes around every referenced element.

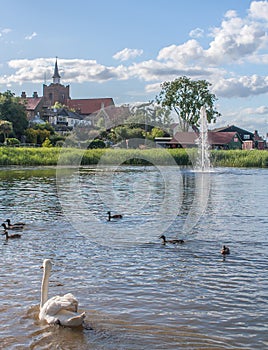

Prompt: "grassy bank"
[0,147,267,167]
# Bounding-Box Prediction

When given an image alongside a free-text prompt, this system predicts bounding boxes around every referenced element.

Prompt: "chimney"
[21,92,26,98]
[33,92,38,98]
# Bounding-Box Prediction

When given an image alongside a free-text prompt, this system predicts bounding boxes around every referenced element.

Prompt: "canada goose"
[39,259,86,327]
[159,235,184,245]
[5,219,26,228]
[221,245,230,255]
[107,211,123,221]
[2,223,23,231]
[2,229,21,239]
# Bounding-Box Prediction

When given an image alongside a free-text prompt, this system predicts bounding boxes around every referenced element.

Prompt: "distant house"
[48,108,91,132]
[21,91,44,121]
[212,125,266,150]
[155,137,173,148]
[67,98,115,120]
[156,131,243,150]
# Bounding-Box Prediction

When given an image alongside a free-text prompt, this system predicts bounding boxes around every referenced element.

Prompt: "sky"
[0,0,268,137]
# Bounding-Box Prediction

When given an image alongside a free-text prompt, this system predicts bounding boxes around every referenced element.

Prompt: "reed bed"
[0,147,267,167]
[0,147,61,165]
[211,149,268,168]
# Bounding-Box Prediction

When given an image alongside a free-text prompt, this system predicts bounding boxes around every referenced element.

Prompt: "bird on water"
[107,211,123,221]
[159,235,184,245]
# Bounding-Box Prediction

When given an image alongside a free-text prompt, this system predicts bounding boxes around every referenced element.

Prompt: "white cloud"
[189,28,204,38]
[249,0,268,21]
[25,32,37,40]
[217,104,268,137]
[0,28,11,38]
[243,105,268,115]
[1,28,12,34]
[145,82,162,93]
[1,58,129,85]
[224,10,237,19]
[157,40,205,64]
[113,48,143,61]
[213,75,268,98]
[206,15,267,65]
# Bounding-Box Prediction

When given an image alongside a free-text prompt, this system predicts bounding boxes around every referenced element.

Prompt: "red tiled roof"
[97,105,131,121]
[208,131,239,144]
[67,98,114,115]
[21,97,43,111]
[172,132,198,144]
[172,131,240,145]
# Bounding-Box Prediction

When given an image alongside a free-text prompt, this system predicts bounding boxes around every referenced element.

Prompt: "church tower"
[43,58,70,107]
[52,57,61,84]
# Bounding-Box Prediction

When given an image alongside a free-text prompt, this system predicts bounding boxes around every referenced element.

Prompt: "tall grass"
[211,150,268,168]
[0,147,61,165]
[0,147,267,167]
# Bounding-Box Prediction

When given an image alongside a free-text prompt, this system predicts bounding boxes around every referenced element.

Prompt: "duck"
[221,245,230,255]
[5,219,26,228]
[2,229,21,239]
[39,259,86,327]
[159,235,184,245]
[2,223,23,231]
[107,211,123,221]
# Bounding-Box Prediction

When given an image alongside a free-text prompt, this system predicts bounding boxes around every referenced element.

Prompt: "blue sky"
[0,0,268,137]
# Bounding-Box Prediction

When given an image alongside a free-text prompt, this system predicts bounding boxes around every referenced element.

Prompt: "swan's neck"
[40,267,50,307]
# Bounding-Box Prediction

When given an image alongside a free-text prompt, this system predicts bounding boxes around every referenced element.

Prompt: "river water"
[0,165,267,350]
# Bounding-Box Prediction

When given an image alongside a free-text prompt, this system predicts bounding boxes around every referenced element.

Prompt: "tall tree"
[0,90,28,140]
[155,76,221,131]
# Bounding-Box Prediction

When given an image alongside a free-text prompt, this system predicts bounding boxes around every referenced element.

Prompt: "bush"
[87,139,106,149]
[5,138,20,146]
[42,138,53,147]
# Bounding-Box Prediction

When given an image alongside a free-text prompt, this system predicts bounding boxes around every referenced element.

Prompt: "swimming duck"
[221,245,230,255]
[2,229,21,239]
[5,219,25,229]
[2,223,23,231]
[107,211,123,221]
[159,235,184,245]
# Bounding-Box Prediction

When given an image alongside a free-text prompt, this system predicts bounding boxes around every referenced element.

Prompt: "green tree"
[146,127,166,141]
[155,76,221,131]
[128,102,173,132]
[0,120,13,142]
[25,128,50,145]
[0,90,28,139]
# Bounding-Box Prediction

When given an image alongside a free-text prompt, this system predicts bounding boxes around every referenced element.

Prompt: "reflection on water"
[0,166,267,349]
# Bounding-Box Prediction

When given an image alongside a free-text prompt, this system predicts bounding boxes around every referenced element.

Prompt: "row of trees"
[0,77,221,147]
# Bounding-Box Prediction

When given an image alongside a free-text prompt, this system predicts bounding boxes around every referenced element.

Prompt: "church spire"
[52,57,61,84]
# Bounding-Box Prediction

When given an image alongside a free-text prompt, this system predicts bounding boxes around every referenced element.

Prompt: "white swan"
[39,259,86,327]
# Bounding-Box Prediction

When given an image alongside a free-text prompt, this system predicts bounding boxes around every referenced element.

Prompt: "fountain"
[197,106,210,171]
[182,106,211,234]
